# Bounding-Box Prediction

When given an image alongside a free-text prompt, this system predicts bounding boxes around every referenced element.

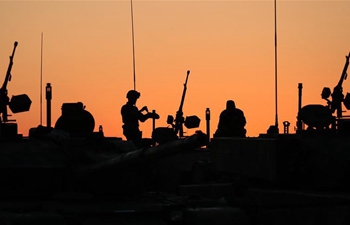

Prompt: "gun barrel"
[337,52,350,87]
[13,41,18,49]
[178,70,190,112]
[174,70,191,136]
[76,131,207,173]
[186,70,190,78]
[1,42,18,90]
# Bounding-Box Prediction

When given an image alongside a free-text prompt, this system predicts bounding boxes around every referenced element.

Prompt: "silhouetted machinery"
[0,41,31,139]
[54,102,95,137]
[298,52,350,132]
[0,124,210,224]
[152,70,201,144]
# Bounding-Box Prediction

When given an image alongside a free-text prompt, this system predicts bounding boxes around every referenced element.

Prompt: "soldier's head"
[226,100,236,110]
[126,90,140,104]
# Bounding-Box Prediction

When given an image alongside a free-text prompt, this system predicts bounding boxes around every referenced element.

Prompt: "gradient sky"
[0,0,349,139]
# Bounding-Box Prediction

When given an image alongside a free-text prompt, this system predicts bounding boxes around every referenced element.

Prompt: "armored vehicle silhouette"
[2,42,350,225]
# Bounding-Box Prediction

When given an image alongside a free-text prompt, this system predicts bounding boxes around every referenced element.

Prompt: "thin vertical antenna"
[130,0,136,90]
[40,32,43,125]
[274,0,279,130]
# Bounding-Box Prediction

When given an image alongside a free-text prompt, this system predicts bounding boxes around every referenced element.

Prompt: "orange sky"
[0,1,349,139]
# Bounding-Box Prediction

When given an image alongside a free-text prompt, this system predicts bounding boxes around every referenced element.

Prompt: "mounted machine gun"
[167,70,200,137]
[0,41,31,139]
[321,52,350,118]
[152,70,200,144]
[298,52,350,131]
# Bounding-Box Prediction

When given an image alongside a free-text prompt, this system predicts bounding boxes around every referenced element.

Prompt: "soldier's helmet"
[226,100,236,109]
[126,90,140,99]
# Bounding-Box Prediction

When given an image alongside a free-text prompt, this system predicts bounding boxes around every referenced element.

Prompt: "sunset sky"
[0,0,349,139]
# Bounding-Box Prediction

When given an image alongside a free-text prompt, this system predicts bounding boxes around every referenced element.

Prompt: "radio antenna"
[274,0,279,131]
[130,0,136,90]
[40,32,44,125]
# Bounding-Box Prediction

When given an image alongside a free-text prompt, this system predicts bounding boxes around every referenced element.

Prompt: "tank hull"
[210,134,350,189]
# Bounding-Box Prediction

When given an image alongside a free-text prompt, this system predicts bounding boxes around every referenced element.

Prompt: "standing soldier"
[121,90,159,142]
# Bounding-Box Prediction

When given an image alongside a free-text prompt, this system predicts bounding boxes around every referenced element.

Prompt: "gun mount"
[152,70,200,144]
[298,52,350,132]
[321,52,350,118]
[0,41,31,139]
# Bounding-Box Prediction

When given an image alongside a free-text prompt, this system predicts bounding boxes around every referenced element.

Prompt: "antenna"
[40,32,44,125]
[274,0,279,131]
[130,0,136,90]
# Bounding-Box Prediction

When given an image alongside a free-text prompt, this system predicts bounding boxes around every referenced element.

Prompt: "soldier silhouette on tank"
[121,90,159,141]
[214,100,246,138]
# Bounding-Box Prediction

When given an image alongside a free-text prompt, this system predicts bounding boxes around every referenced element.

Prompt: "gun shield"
[9,94,31,113]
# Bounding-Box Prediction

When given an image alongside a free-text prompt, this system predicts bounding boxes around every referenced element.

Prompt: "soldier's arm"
[138,112,148,122]
[240,110,247,126]
[217,111,228,130]
[138,110,160,123]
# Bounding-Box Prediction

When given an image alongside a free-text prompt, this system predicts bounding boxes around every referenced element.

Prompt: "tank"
[0,43,250,224]
[0,119,249,225]
[0,100,250,225]
[203,53,350,225]
[2,42,349,224]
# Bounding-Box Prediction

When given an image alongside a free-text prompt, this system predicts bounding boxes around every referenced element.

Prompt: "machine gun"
[321,52,350,118]
[152,70,200,144]
[174,70,190,137]
[167,70,200,137]
[0,42,31,138]
[0,41,18,123]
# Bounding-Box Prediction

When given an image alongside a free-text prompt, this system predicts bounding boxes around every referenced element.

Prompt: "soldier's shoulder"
[121,104,127,110]
[121,103,132,112]
[235,108,245,114]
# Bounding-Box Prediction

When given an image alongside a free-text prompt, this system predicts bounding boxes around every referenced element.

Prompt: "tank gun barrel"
[76,131,207,173]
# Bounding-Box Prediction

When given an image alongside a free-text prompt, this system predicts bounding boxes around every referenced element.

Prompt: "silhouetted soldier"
[121,90,159,142]
[214,100,246,137]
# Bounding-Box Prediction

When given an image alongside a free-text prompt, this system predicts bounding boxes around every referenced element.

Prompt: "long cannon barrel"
[76,131,207,173]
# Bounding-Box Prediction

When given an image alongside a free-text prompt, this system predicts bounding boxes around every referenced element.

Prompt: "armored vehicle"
[208,52,350,225]
[0,42,249,225]
[3,41,350,225]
